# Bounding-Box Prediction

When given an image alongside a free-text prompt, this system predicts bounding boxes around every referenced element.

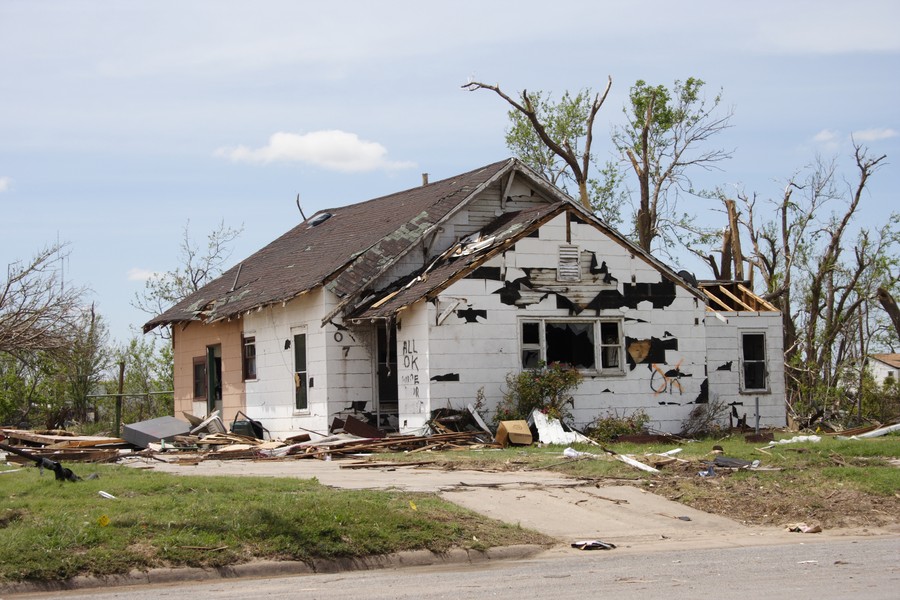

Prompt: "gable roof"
[145,158,705,332]
[870,353,900,369]
[145,158,533,331]
[349,202,568,320]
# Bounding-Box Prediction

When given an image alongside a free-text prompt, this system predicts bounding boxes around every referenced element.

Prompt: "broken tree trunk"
[877,286,900,339]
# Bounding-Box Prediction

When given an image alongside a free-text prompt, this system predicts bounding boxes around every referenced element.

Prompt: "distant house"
[145,158,786,439]
[869,353,900,386]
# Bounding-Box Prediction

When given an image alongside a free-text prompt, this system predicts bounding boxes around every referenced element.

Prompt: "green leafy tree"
[107,335,174,425]
[612,78,733,255]
[62,304,110,424]
[462,78,614,215]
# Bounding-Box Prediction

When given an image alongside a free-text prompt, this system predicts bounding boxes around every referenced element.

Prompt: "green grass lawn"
[0,465,550,583]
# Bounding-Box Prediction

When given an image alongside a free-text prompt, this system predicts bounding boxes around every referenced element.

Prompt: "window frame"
[519,317,625,376]
[242,335,257,381]
[739,330,769,393]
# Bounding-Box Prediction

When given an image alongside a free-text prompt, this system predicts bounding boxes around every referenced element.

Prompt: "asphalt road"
[10,537,899,600]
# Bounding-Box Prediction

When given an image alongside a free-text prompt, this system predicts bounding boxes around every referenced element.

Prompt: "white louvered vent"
[557,244,581,282]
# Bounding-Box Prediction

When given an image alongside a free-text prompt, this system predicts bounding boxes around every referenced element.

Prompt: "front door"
[375,323,398,429]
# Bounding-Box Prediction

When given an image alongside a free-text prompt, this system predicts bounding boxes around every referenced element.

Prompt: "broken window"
[740,331,768,392]
[294,333,308,411]
[599,321,622,369]
[557,244,581,282]
[242,336,257,381]
[521,319,623,374]
[192,356,206,398]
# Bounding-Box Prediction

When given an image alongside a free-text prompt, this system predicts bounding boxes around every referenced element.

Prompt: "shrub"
[495,362,582,423]
[583,409,650,442]
[680,396,729,437]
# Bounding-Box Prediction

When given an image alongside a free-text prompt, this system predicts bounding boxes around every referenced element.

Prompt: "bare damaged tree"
[133,220,242,339]
[462,78,612,210]
[0,243,83,358]
[739,144,896,423]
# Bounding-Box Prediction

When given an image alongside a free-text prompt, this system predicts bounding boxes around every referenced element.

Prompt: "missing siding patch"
[588,254,618,284]
[658,401,680,406]
[456,308,487,323]
[694,379,709,404]
[716,361,734,371]
[466,266,502,281]
[430,373,460,382]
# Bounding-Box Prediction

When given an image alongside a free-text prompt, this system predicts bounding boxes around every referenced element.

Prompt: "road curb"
[0,544,546,595]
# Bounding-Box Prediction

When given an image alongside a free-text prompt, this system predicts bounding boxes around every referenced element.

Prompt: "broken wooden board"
[1,429,126,447]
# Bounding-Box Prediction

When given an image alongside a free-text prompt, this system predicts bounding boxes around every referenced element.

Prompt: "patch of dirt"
[646,462,900,531]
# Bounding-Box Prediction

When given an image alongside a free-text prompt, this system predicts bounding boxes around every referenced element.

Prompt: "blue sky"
[1,0,898,344]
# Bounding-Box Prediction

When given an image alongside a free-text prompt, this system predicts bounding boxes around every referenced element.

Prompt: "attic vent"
[557,244,581,282]
[307,212,332,228]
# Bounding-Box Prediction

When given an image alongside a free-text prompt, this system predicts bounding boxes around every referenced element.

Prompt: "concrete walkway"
[130,456,812,551]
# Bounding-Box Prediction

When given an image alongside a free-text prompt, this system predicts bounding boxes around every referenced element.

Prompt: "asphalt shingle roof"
[144,159,515,331]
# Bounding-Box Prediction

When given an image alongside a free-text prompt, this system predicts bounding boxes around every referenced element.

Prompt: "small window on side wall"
[242,336,257,381]
[294,333,308,411]
[740,332,768,392]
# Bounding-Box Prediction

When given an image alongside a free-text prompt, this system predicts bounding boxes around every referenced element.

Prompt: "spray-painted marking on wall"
[650,359,692,396]
[401,339,420,397]
[402,340,419,370]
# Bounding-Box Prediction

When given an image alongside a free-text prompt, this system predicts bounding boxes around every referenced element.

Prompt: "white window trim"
[520,317,625,376]
[739,329,770,393]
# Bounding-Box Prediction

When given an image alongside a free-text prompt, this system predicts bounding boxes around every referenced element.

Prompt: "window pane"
[522,349,541,369]
[742,333,765,360]
[243,337,256,380]
[600,321,619,344]
[295,372,308,410]
[294,334,308,410]
[545,322,595,369]
[192,359,206,398]
[522,322,540,345]
[744,362,766,390]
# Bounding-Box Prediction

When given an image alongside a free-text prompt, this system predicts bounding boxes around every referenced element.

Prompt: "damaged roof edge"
[320,159,520,325]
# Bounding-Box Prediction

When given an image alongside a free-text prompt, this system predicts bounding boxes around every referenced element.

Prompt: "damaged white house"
[145,158,786,438]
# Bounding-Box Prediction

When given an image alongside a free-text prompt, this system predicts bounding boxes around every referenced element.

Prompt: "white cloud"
[813,129,840,144]
[127,267,160,282]
[852,128,898,142]
[0,177,11,192]
[215,130,415,172]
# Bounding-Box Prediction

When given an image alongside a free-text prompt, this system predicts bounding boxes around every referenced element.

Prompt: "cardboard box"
[495,420,533,447]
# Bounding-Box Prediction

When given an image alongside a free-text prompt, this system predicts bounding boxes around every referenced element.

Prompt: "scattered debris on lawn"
[495,420,532,447]
[785,522,823,533]
[571,539,616,550]
[835,422,900,440]
[0,441,82,482]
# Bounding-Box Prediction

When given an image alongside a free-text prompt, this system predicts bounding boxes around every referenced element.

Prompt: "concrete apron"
[132,457,804,552]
